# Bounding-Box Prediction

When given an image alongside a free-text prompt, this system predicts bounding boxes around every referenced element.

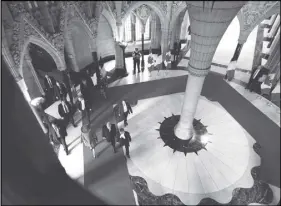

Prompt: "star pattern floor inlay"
[124,93,261,205]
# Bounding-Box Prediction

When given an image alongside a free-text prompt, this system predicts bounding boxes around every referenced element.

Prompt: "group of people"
[43,72,97,155]
[133,47,173,77]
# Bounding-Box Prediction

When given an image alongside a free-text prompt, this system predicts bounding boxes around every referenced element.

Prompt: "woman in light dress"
[147,51,156,78]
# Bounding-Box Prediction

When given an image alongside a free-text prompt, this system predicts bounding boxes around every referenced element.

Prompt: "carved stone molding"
[158,1,168,16]
[135,4,152,23]
[172,1,184,13]
[240,1,279,31]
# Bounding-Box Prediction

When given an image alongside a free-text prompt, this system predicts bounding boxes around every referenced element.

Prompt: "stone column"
[150,13,161,54]
[180,11,189,41]
[161,28,170,63]
[116,21,123,42]
[17,80,48,134]
[150,12,157,51]
[174,1,245,140]
[114,41,124,72]
[24,55,45,95]
[225,28,252,81]
[170,12,185,50]
[65,33,79,72]
[141,24,145,71]
[131,14,136,42]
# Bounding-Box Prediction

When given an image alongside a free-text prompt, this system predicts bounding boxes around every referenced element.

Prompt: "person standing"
[132,48,141,74]
[55,81,68,101]
[147,52,156,77]
[119,128,131,158]
[80,79,93,109]
[51,120,69,155]
[246,66,269,94]
[44,74,57,101]
[58,98,77,128]
[164,50,172,71]
[77,96,91,125]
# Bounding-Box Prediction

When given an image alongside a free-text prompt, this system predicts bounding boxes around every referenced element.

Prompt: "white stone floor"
[123,93,260,205]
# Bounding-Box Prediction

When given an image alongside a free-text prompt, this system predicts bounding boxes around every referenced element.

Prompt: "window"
[135,17,142,41]
[123,15,151,43]
[144,16,151,40]
[124,16,132,42]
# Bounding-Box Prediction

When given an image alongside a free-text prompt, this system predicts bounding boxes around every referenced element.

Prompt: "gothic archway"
[19,35,65,77]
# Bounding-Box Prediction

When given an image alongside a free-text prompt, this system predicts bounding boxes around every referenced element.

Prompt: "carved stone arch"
[122,1,167,31]
[19,35,65,76]
[170,2,187,28]
[170,7,188,47]
[100,9,118,39]
[237,1,280,43]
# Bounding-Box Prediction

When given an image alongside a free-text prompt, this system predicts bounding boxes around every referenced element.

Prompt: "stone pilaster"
[24,54,45,95]
[174,1,245,140]
[265,36,280,71]
[269,28,280,56]
[268,14,280,38]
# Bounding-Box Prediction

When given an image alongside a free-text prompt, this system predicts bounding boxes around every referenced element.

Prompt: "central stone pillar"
[150,12,161,54]
[174,1,245,140]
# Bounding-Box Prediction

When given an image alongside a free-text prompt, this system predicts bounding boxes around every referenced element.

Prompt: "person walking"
[120,100,133,127]
[81,124,98,158]
[55,81,68,101]
[119,128,132,158]
[132,48,141,74]
[80,78,93,109]
[58,97,77,127]
[77,96,91,125]
[44,74,57,101]
[51,120,69,155]
[106,122,117,153]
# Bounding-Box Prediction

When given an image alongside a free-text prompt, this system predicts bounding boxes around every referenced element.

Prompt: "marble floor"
[123,93,262,205]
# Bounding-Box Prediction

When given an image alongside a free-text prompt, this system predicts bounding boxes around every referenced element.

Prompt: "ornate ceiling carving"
[7,2,68,71]
[240,1,279,31]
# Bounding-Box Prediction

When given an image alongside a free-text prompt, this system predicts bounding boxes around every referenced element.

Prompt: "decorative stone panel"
[240,1,279,31]
[134,4,152,26]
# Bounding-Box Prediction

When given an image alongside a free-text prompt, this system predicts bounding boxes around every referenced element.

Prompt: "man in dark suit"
[132,48,141,74]
[51,120,69,155]
[246,66,269,94]
[119,128,132,158]
[55,82,68,101]
[58,98,77,127]
[119,100,133,127]
[44,74,57,101]
[77,96,90,125]
[80,78,93,109]
[105,122,117,153]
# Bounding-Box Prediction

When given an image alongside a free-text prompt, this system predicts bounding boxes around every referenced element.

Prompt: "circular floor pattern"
[158,115,209,156]
[125,94,260,204]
